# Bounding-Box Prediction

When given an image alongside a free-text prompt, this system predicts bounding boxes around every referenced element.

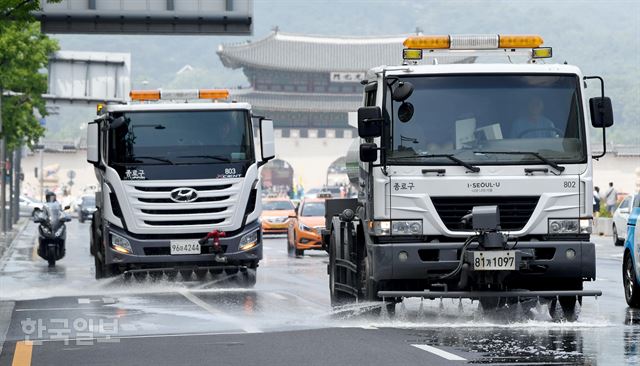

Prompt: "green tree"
[1,0,61,21]
[0,20,58,149]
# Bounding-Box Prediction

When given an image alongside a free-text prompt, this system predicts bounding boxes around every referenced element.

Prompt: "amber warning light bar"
[402,34,552,61]
[129,89,230,101]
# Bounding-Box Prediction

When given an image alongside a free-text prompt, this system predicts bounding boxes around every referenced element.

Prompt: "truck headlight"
[239,231,258,251]
[579,219,592,234]
[370,220,422,235]
[110,233,132,254]
[548,219,580,234]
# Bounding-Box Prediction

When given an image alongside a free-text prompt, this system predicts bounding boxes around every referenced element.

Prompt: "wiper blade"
[132,156,174,165]
[177,155,231,163]
[474,151,565,173]
[392,154,480,173]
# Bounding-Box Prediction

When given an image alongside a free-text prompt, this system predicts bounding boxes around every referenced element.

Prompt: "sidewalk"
[0,218,30,261]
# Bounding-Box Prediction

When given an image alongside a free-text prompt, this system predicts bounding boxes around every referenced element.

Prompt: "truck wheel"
[624,252,640,307]
[94,251,118,279]
[613,225,625,246]
[90,228,97,256]
[94,255,105,279]
[361,255,396,315]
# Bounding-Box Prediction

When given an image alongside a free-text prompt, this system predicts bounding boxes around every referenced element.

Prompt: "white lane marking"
[78,298,91,304]
[178,290,262,334]
[411,344,467,361]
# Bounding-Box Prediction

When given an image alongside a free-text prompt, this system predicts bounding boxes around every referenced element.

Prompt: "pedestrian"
[604,182,618,214]
[593,186,601,215]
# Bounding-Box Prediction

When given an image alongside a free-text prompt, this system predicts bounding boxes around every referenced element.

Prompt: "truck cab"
[87,89,275,284]
[327,34,614,319]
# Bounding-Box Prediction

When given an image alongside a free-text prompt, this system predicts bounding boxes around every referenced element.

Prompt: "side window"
[619,197,630,209]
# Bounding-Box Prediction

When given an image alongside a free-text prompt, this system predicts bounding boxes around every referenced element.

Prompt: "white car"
[613,193,637,246]
[19,195,44,218]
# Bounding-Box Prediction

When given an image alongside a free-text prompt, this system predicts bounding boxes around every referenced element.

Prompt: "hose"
[439,235,479,280]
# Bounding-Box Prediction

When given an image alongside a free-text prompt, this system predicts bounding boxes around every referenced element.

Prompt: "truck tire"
[89,225,97,256]
[95,250,119,279]
[360,254,396,315]
[94,255,105,279]
[624,252,640,308]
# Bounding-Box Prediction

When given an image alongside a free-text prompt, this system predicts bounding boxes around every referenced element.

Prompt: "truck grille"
[123,180,241,230]
[430,196,540,231]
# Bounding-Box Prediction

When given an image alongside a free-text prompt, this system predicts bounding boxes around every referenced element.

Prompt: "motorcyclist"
[45,191,57,203]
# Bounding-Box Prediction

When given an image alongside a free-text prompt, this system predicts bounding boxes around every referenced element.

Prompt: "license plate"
[170,240,201,255]
[473,250,516,271]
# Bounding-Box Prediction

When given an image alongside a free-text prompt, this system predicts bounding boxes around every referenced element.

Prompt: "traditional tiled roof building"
[217,30,407,134]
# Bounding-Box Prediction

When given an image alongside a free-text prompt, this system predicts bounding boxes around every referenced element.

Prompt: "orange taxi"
[287,197,326,257]
[261,198,296,234]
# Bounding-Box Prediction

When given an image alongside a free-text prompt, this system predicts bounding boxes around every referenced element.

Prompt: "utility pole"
[7,150,13,231]
[39,148,44,202]
[0,86,5,233]
[13,148,21,224]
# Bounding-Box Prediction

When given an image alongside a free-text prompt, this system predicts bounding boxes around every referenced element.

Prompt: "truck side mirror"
[589,97,614,128]
[260,119,275,162]
[360,143,379,162]
[87,121,100,165]
[358,107,383,138]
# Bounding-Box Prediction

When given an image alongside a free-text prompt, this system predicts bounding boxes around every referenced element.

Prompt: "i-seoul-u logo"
[170,188,198,203]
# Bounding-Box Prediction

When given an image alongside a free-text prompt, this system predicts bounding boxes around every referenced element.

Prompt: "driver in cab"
[510,96,559,138]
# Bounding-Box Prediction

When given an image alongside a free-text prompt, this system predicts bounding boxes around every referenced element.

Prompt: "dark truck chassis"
[323,199,601,320]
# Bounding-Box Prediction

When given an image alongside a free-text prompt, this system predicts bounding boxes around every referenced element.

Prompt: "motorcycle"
[33,203,72,267]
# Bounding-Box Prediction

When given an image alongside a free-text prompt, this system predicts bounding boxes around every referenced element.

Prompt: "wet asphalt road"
[0,220,638,365]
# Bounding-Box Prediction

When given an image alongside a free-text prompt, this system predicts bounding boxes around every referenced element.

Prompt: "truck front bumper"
[369,240,596,283]
[104,220,262,268]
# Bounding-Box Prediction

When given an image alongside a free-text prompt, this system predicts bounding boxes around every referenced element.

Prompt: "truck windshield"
[386,74,586,166]
[108,110,253,165]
